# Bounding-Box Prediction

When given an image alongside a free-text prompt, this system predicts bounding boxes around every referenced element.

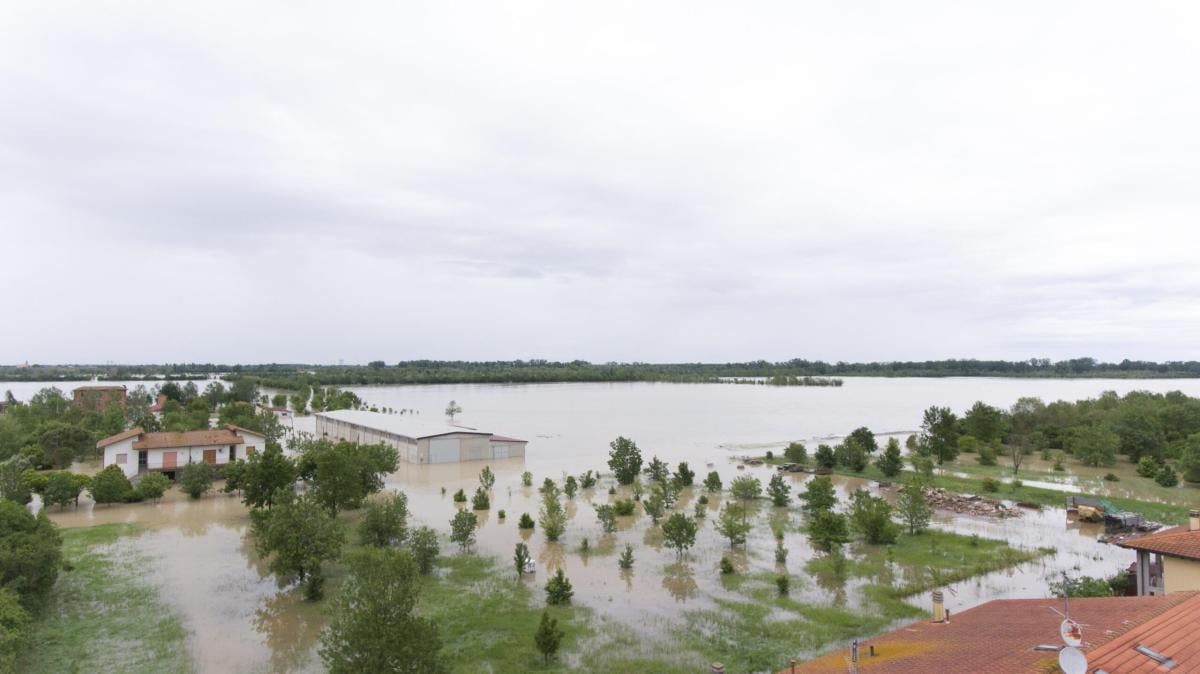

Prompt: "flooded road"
[15,377,1200,671]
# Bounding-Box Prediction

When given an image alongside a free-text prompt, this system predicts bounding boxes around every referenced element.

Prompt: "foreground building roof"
[1117,525,1200,561]
[787,593,1196,673]
[96,424,265,450]
[1088,590,1200,672]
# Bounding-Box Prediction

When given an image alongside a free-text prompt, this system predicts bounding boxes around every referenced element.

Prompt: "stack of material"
[924,487,1022,519]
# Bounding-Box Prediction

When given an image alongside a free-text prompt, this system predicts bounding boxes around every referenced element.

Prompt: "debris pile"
[924,487,1022,519]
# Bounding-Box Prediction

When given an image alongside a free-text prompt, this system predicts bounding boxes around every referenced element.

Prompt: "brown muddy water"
[17,377,1200,672]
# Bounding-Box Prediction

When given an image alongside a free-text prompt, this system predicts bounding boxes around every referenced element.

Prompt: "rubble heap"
[924,487,1022,519]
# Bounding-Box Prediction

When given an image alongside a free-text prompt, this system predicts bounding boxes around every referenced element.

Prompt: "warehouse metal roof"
[315,409,501,441]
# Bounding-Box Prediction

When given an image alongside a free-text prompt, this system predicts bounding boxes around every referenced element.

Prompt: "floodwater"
[12,377,1200,672]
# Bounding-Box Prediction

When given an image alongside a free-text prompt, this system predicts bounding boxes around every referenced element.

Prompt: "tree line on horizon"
[5,357,1200,386]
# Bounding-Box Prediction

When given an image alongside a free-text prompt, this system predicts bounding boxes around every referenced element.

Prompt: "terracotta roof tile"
[785,593,1194,674]
[1117,525,1200,561]
[1088,592,1200,672]
[132,430,242,450]
[222,424,265,437]
[96,427,144,448]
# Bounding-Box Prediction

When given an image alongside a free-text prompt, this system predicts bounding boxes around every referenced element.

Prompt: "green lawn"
[21,524,191,674]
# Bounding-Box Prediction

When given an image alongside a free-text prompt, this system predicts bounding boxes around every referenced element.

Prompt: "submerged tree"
[607,437,643,485]
[359,491,409,547]
[896,479,932,535]
[319,548,447,674]
[251,490,344,600]
[449,510,477,552]
[662,512,698,558]
[766,473,791,507]
[715,502,751,547]
[445,400,462,422]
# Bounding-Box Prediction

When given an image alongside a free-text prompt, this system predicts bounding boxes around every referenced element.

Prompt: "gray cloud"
[1,1,1199,364]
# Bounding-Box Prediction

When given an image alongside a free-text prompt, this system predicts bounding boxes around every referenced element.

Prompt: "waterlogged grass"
[419,554,590,673]
[807,528,1052,597]
[21,524,191,674]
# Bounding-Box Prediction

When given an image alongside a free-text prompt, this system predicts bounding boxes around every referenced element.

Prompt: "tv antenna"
[1033,573,1089,674]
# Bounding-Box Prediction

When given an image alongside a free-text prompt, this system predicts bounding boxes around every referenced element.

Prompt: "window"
[246,446,257,456]
[116,453,127,464]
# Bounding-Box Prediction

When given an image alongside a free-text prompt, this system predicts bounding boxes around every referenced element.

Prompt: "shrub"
[563,475,578,498]
[131,472,170,503]
[1136,456,1161,478]
[618,544,634,570]
[766,473,791,507]
[806,511,850,552]
[612,499,636,516]
[1155,465,1180,488]
[179,462,214,499]
[449,510,477,551]
[471,487,490,510]
[544,569,573,605]
[775,575,790,596]
[976,445,997,466]
[1053,454,1066,472]
[578,470,597,489]
[765,450,774,460]
[981,477,999,493]
[849,489,898,544]
[359,491,408,547]
[1103,473,1119,482]
[673,462,695,487]
[452,488,467,503]
[595,504,617,533]
[703,471,722,492]
[719,556,735,575]
[815,444,837,469]
[774,540,788,564]
[784,442,807,464]
[518,513,535,529]
[1010,478,1023,490]
[409,527,439,574]
[521,471,533,487]
[90,465,132,505]
[497,509,506,519]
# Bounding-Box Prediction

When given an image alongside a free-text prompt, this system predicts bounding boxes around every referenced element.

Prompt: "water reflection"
[662,562,699,602]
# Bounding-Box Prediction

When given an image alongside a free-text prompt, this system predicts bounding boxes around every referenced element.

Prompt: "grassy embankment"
[759,453,1195,524]
[21,524,191,674]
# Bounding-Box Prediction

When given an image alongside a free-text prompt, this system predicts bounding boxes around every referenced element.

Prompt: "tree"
[241,443,296,509]
[703,471,722,492]
[963,401,1007,443]
[0,458,31,505]
[180,462,214,499]
[251,490,344,599]
[562,475,578,498]
[134,471,171,503]
[847,427,879,454]
[360,491,409,547]
[814,444,836,469]
[849,490,898,544]
[303,440,399,512]
[518,513,536,529]
[1114,411,1166,462]
[1069,425,1119,467]
[449,510,477,552]
[409,527,439,574]
[921,406,959,465]
[471,487,491,510]
[618,544,634,570]
[595,504,617,533]
[223,459,247,494]
[534,611,564,664]
[0,499,62,602]
[0,587,31,673]
[544,569,573,605]
[90,465,132,505]
[319,548,446,674]
[38,423,94,468]
[539,491,567,541]
[645,456,670,483]
[1155,465,1179,488]
[896,479,932,534]
[876,437,904,477]
[799,475,837,517]
[642,488,666,524]
[271,393,287,409]
[784,442,807,464]
[1180,433,1200,483]
[607,436,643,485]
[514,542,532,577]
[444,400,462,422]
[662,512,698,558]
[478,466,495,490]
[766,474,791,507]
[42,472,82,510]
[715,503,751,547]
[837,440,869,472]
[806,511,850,552]
[673,462,695,487]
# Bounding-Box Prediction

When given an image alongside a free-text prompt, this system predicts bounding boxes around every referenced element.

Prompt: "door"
[137,451,148,471]
[493,444,509,460]
[428,438,461,464]
[203,449,217,465]
[162,451,177,469]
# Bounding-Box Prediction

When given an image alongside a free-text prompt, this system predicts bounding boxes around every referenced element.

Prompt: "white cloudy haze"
[2,2,1199,364]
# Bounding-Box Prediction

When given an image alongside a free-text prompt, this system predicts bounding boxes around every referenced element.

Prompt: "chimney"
[1190,510,1200,532]
[931,590,946,622]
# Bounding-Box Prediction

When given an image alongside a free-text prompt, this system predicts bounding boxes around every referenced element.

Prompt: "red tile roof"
[1088,592,1200,672]
[222,423,265,437]
[1117,525,1200,561]
[96,427,144,448]
[786,593,1194,674]
[132,430,243,450]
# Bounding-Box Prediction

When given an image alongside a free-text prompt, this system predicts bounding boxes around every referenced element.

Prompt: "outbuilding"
[314,409,526,464]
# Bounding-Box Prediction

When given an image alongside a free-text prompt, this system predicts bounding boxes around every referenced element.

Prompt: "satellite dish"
[1059,646,1088,674]
[1060,619,1083,647]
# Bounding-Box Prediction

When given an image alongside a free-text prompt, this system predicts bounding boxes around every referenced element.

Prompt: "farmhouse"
[314,409,526,464]
[1118,509,1200,596]
[97,424,266,480]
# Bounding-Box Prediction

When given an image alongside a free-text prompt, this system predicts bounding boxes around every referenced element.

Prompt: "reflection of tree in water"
[642,526,663,551]
[518,527,533,542]
[539,541,565,574]
[662,562,698,602]
[620,568,634,591]
[594,533,618,556]
[253,590,326,673]
[238,530,272,579]
[814,558,849,606]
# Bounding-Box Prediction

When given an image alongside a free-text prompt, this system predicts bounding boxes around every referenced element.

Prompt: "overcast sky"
[2,2,1199,365]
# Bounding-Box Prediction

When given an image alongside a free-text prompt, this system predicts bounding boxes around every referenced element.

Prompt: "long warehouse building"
[314,409,527,464]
